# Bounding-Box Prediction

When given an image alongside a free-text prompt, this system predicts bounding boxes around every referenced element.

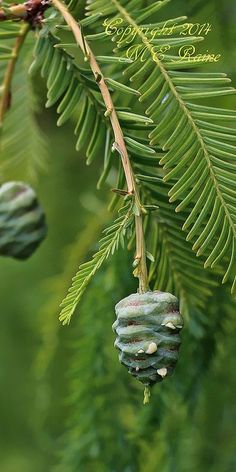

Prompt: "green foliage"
[55,258,140,472]
[30,32,109,166]
[0,27,47,180]
[141,176,220,316]
[0,1,236,470]
[20,0,235,317]
[50,249,236,472]
[83,0,236,292]
[59,201,134,324]
[30,28,155,176]
[0,62,48,180]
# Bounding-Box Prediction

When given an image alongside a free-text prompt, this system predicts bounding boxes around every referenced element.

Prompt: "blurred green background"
[0,1,236,471]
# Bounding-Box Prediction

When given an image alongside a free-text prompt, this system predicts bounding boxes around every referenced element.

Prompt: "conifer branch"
[0,23,30,126]
[59,202,134,325]
[51,0,149,293]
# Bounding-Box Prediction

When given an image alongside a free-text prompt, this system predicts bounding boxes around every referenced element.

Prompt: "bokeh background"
[0,0,236,471]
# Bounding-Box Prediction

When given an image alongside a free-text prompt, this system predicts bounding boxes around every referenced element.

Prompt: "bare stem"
[0,3,27,21]
[0,23,30,126]
[0,0,48,22]
[51,0,149,292]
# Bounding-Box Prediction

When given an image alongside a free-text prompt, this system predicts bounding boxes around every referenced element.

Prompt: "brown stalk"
[0,3,27,21]
[51,0,149,292]
[0,0,48,22]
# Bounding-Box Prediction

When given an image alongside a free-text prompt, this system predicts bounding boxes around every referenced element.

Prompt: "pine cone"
[113,291,183,386]
[0,181,47,259]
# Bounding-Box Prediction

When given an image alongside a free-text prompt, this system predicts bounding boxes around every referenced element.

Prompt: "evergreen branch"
[51,0,149,294]
[144,182,219,316]
[30,33,110,167]
[0,23,29,126]
[0,25,47,179]
[52,0,134,193]
[0,43,48,180]
[95,0,236,293]
[59,202,134,325]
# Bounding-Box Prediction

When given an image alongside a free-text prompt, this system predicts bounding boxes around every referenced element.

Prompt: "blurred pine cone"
[0,181,47,259]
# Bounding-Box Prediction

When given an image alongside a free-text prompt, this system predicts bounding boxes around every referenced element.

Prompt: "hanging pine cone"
[113,291,183,386]
[0,181,47,260]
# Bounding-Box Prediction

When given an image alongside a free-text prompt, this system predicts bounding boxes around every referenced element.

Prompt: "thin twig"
[0,23,30,126]
[0,3,27,21]
[51,0,149,292]
[0,0,47,22]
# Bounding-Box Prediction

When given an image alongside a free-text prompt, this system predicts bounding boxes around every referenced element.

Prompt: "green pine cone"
[0,181,47,260]
[113,291,183,386]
